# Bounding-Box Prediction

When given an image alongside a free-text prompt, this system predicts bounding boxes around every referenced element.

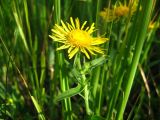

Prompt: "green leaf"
[90,115,105,120]
[31,96,46,120]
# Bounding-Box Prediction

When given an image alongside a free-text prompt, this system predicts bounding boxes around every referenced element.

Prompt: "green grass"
[0,0,160,119]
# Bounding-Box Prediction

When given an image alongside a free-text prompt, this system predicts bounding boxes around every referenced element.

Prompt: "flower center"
[67,29,92,47]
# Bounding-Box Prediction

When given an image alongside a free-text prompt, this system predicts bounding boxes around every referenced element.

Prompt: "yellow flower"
[114,4,129,17]
[99,8,117,22]
[148,21,160,30]
[100,1,138,22]
[49,17,108,59]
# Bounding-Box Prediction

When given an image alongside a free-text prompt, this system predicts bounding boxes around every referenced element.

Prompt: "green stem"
[96,65,104,115]
[92,67,101,99]
[106,70,125,120]
[84,84,91,115]
[54,0,61,24]
[95,0,101,29]
[64,78,73,120]
[82,72,92,115]
[58,53,73,120]
[116,0,153,120]
[76,54,92,115]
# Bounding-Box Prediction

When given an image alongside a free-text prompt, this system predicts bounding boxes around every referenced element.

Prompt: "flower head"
[49,17,108,59]
[99,8,117,22]
[114,4,129,17]
[100,1,138,22]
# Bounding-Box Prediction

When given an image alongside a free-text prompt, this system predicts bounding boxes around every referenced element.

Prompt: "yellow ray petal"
[61,20,70,32]
[81,48,90,59]
[86,47,96,55]
[69,47,79,59]
[49,35,66,43]
[87,23,95,34]
[70,17,75,29]
[53,34,66,40]
[54,24,67,35]
[91,38,108,45]
[51,29,65,37]
[75,18,80,29]
[91,46,104,54]
[67,22,74,31]
[57,44,70,50]
[68,46,74,53]
[81,21,87,30]
[85,27,89,31]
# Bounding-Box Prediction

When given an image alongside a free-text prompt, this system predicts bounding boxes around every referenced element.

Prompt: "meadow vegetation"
[0,0,160,119]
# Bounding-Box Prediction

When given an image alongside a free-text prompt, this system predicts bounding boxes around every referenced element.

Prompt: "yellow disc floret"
[67,29,92,47]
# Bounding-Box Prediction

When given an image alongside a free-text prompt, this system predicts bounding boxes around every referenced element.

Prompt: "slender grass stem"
[54,0,61,24]
[12,0,30,54]
[95,0,101,29]
[0,37,46,119]
[116,0,153,119]
[92,67,101,99]
[95,65,105,115]
[54,0,73,119]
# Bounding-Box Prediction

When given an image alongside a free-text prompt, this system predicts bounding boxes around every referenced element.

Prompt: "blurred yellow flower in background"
[49,17,108,59]
[148,21,160,30]
[100,1,138,22]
